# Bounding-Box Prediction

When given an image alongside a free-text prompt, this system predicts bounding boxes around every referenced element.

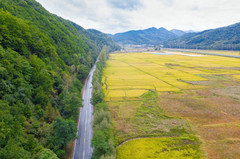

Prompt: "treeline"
[0,0,119,158]
[91,48,115,159]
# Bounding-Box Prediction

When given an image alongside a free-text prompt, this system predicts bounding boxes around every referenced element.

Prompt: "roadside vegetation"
[103,52,240,158]
[91,47,115,159]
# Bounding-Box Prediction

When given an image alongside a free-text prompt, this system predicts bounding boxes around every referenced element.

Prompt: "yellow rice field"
[103,52,240,101]
[233,75,240,80]
[117,137,200,159]
[103,52,240,159]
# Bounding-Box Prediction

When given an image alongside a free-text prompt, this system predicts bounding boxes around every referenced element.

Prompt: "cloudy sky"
[36,0,240,34]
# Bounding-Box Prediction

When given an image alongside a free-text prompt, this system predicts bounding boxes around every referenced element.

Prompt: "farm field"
[103,52,240,159]
[117,137,200,159]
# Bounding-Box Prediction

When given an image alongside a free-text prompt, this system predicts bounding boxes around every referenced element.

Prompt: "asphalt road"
[163,48,240,58]
[73,64,96,159]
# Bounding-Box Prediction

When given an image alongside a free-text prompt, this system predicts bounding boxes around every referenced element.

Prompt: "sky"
[36,0,240,34]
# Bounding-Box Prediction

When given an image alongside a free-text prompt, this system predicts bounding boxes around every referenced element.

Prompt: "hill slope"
[0,0,119,65]
[0,0,119,158]
[110,27,177,45]
[164,23,240,50]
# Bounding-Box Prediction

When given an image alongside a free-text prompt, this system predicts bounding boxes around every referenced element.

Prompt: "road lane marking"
[85,127,87,132]
[83,152,84,159]
[84,138,86,144]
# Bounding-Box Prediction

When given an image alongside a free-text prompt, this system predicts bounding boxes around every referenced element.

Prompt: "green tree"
[61,91,82,119]
[48,117,77,157]
[38,149,59,159]
[91,130,114,159]
[0,139,31,159]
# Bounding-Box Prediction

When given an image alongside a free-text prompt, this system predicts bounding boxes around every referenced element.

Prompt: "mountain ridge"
[170,29,186,36]
[110,22,240,50]
[164,22,240,50]
[109,27,177,45]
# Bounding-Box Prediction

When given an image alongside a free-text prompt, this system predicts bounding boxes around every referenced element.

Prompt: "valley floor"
[103,52,240,159]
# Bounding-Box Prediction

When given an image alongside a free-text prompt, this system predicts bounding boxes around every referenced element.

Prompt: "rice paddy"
[103,52,240,159]
[103,52,240,101]
[117,137,201,159]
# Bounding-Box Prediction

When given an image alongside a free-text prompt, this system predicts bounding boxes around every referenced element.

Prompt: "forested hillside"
[164,23,240,50]
[0,0,119,158]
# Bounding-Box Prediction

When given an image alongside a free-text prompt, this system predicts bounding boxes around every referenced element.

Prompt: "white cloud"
[36,0,240,34]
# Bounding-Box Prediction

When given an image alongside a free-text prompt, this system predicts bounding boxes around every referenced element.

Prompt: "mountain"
[0,0,119,158]
[164,23,240,50]
[110,27,177,45]
[170,29,186,36]
[185,30,196,33]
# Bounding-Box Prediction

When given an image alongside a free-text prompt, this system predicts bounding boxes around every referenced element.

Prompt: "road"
[73,63,96,159]
[163,48,240,58]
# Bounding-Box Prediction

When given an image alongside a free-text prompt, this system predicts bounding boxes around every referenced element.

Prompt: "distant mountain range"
[109,27,180,45]
[164,23,240,50]
[109,23,240,50]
